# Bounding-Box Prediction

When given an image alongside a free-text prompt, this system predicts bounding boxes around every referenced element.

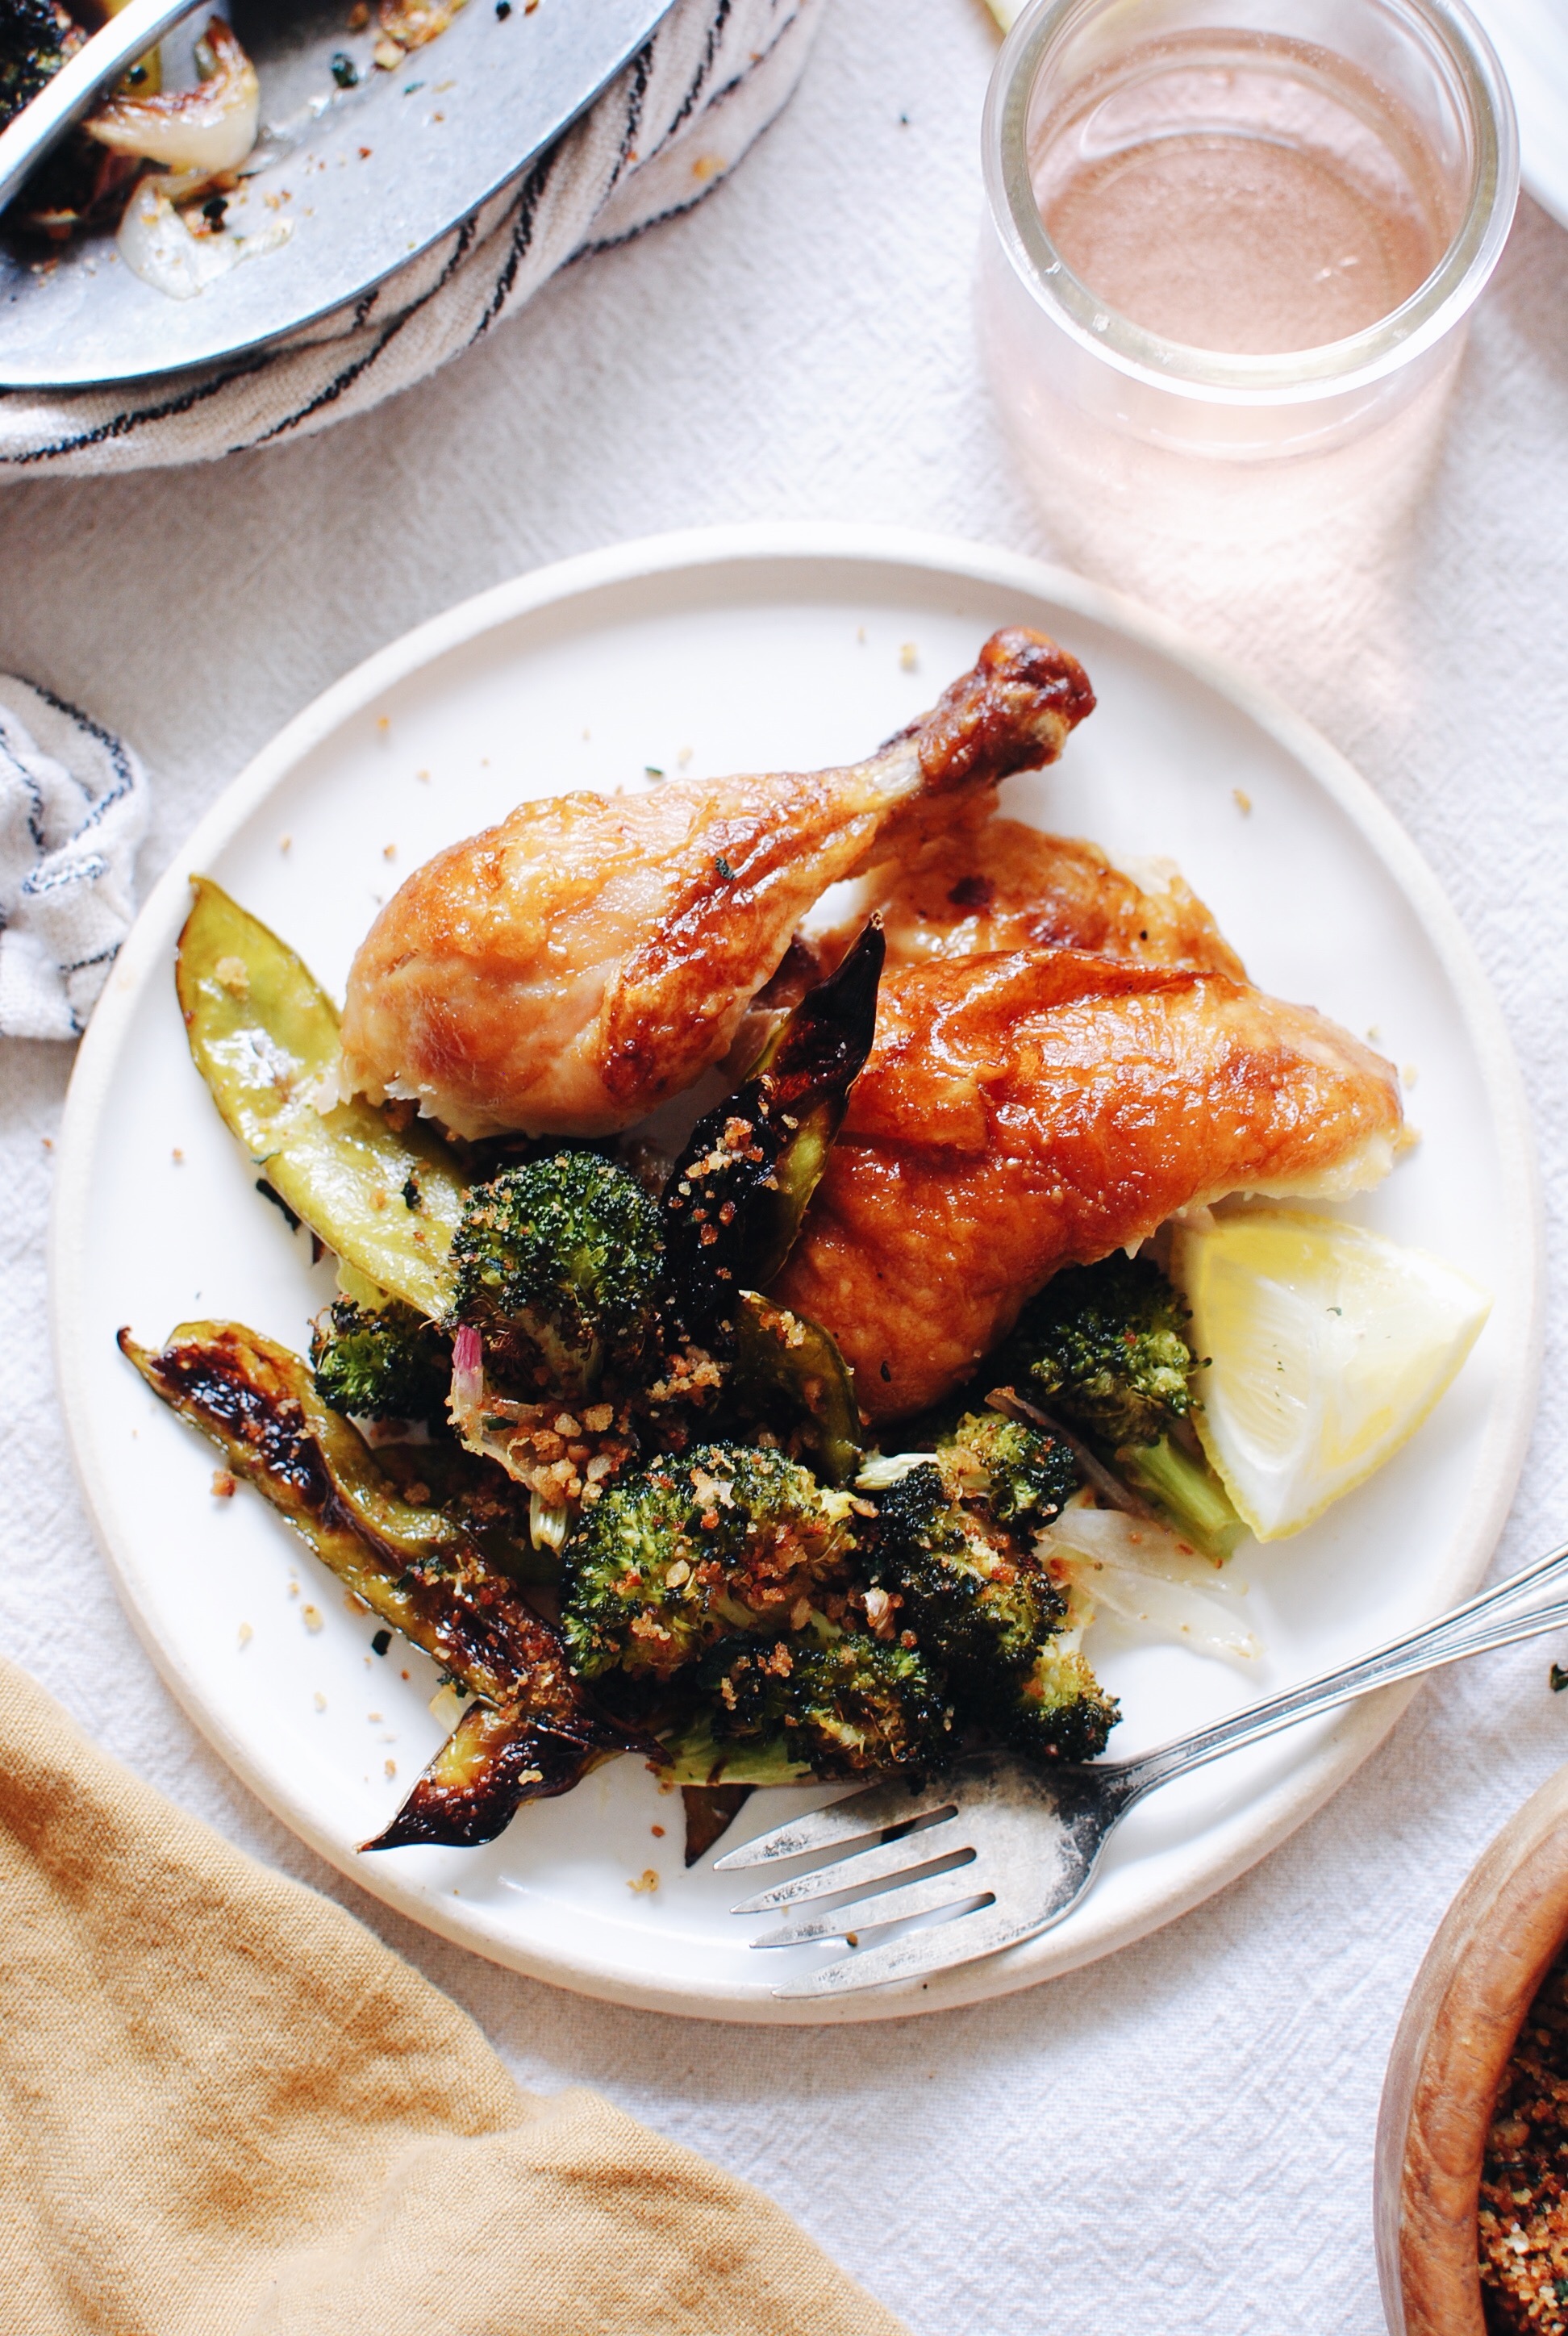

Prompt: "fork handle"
[1115,1533,1568,1801]
[0,0,204,217]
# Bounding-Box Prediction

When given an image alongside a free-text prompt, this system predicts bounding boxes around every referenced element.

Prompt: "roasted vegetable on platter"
[990,1253,1245,1561]
[178,877,468,1318]
[120,1321,656,1848]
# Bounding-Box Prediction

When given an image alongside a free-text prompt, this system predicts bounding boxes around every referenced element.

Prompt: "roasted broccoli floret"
[449,1150,665,1399]
[560,1442,862,1683]
[310,1297,452,1422]
[697,1629,950,1777]
[873,1452,1119,1763]
[936,1408,1078,1531]
[1007,1638,1123,1763]
[1008,1254,1192,1445]
[999,1254,1242,1558]
[874,1458,1065,1683]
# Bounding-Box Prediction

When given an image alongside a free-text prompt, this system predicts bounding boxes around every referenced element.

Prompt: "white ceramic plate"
[52,525,1541,2025]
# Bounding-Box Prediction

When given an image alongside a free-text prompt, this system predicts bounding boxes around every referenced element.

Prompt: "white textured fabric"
[0,4,1566,2332]
[0,0,821,480]
[0,680,148,1038]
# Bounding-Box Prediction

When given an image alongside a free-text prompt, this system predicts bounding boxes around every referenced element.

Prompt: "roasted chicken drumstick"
[774,946,1404,1422]
[340,629,1095,1137]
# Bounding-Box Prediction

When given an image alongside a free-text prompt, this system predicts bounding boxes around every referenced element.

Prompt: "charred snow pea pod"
[367,1697,604,1852]
[119,1320,656,1846]
[661,922,885,1315]
[176,878,469,1318]
[730,1292,863,1487]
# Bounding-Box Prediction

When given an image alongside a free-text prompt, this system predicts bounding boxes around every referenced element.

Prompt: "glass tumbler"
[978,0,1519,594]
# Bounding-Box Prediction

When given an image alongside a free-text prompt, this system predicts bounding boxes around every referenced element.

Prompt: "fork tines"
[715,1754,1075,1999]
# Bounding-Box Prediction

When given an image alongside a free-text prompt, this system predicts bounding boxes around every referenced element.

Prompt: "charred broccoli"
[872,1439,1119,1763]
[449,1150,665,1400]
[936,1408,1078,1532]
[999,1254,1242,1558]
[310,1296,452,1422]
[697,1629,950,1777]
[1007,1638,1123,1763]
[560,1442,862,1683]
[1009,1254,1193,1445]
[874,1456,1064,1683]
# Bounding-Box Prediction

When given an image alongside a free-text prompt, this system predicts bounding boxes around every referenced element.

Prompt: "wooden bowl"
[1376,1762,1568,2334]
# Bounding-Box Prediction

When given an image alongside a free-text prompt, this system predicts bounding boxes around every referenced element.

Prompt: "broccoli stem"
[661,1718,812,1787]
[1116,1436,1245,1561]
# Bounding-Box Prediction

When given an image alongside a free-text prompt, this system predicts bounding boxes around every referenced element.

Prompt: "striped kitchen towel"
[0,680,150,1039]
[0,0,822,482]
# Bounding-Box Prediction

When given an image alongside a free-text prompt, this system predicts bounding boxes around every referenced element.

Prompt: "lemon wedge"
[1169,1210,1491,1541]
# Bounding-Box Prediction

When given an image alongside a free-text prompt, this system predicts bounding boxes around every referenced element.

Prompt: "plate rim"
[50,520,1545,2024]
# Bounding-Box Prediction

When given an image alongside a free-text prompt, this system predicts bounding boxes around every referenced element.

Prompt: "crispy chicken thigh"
[773,948,1403,1423]
[340,630,1095,1137]
[819,814,1246,980]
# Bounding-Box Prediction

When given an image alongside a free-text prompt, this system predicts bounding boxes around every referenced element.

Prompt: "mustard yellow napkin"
[0,1658,907,2336]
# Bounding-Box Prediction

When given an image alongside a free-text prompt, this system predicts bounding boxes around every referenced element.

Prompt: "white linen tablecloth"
[2,2,1566,2328]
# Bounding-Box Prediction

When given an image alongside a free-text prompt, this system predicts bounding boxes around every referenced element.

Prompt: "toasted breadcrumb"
[1478,1945,1568,2332]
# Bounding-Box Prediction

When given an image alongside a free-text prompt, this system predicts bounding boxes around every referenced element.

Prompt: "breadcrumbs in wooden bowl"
[1478,1945,1568,2332]
[1375,1762,1568,2336]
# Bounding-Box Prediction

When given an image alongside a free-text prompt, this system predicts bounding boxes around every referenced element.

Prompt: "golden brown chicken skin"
[773,948,1403,1423]
[820,814,1246,980]
[339,630,1095,1137]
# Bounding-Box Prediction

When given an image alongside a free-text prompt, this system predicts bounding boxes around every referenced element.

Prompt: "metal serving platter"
[0,0,675,390]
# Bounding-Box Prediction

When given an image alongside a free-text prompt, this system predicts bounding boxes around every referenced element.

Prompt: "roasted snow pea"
[730,1292,863,1486]
[662,921,885,1312]
[177,878,469,1318]
[119,1320,654,1846]
[369,1698,605,1852]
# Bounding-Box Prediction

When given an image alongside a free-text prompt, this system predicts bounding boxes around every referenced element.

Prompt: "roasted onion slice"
[86,16,258,177]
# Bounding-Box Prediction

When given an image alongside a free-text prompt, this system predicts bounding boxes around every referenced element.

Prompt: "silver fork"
[715,1533,1568,2000]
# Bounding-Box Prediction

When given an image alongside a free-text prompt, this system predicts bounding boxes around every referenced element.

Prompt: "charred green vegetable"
[310,1294,452,1422]
[936,1408,1078,1533]
[998,1254,1243,1558]
[662,924,884,1320]
[679,1781,756,1863]
[176,878,469,1317]
[728,1292,863,1486]
[663,1714,812,1789]
[449,1149,665,1399]
[872,1432,1119,1764]
[1008,1254,1193,1446]
[120,1321,655,1846]
[560,1441,863,1683]
[697,1629,950,1778]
